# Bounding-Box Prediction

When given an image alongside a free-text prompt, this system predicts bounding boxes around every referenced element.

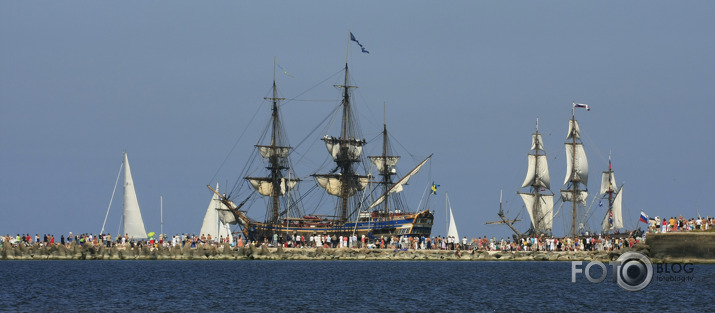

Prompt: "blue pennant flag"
[350,32,370,54]
[277,64,294,78]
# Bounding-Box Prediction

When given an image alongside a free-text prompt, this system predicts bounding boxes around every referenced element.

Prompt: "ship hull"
[241,210,433,243]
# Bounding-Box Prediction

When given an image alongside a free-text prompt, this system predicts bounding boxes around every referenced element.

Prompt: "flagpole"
[160,195,163,239]
[346,30,350,64]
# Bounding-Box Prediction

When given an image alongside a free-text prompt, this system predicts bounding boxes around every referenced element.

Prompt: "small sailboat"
[446,193,459,240]
[200,183,233,243]
[100,152,147,239]
[122,152,148,239]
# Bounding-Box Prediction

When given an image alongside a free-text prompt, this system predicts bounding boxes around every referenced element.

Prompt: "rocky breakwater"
[646,232,715,264]
[2,242,652,262]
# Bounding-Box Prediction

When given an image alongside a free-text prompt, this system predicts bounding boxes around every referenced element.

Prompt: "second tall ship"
[209,47,434,243]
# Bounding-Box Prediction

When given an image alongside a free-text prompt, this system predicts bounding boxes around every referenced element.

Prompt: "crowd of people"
[648,215,712,233]
[2,215,711,252]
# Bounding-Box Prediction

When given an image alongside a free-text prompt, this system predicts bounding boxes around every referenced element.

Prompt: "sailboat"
[560,103,590,237]
[599,156,624,234]
[446,193,459,240]
[200,183,233,243]
[209,39,434,243]
[518,119,555,236]
[122,152,148,239]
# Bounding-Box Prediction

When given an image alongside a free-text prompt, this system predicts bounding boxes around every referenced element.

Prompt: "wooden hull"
[241,210,434,242]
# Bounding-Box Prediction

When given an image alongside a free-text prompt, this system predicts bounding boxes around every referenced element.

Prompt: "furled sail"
[601,186,624,233]
[217,206,238,225]
[560,190,588,204]
[522,154,551,189]
[122,152,148,239]
[247,177,299,196]
[367,155,431,210]
[369,155,400,173]
[314,175,370,197]
[257,145,291,159]
[323,135,365,161]
[564,143,588,186]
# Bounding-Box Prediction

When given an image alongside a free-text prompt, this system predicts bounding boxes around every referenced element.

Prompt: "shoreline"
[2,234,714,264]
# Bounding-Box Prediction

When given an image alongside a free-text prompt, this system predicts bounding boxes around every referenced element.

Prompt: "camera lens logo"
[613,251,653,291]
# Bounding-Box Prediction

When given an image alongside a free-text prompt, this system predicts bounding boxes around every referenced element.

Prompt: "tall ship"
[490,103,597,238]
[560,103,590,237]
[209,46,434,243]
[518,119,555,236]
[598,155,624,235]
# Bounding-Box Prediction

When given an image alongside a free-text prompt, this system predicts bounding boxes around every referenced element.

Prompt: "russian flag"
[639,211,649,223]
[573,102,590,111]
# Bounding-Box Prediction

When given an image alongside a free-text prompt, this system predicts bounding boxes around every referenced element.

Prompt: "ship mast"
[368,104,400,217]
[245,58,300,236]
[570,112,577,237]
[313,60,369,222]
[561,105,589,237]
[605,156,614,233]
[268,59,283,229]
[600,153,623,235]
[518,118,553,235]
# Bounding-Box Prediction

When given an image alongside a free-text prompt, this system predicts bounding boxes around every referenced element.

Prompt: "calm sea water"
[0,260,711,312]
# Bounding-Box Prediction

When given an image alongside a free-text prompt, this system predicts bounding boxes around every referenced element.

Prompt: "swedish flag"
[431,182,440,195]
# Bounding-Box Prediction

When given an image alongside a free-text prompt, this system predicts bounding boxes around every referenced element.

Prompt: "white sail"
[257,145,291,159]
[122,152,148,239]
[601,186,624,233]
[531,133,545,151]
[367,155,431,210]
[566,119,581,140]
[612,187,623,229]
[521,154,551,189]
[447,206,459,239]
[519,193,554,232]
[216,196,238,226]
[541,194,555,231]
[247,178,298,196]
[315,175,370,197]
[564,143,589,186]
[369,156,400,173]
[599,172,616,197]
[323,135,365,161]
[520,193,537,230]
[560,190,589,204]
[200,183,233,242]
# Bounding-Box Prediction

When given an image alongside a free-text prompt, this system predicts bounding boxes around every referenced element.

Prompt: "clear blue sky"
[2,1,714,239]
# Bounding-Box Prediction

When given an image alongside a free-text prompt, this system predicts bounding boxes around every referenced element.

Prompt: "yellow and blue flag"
[431,182,440,195]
